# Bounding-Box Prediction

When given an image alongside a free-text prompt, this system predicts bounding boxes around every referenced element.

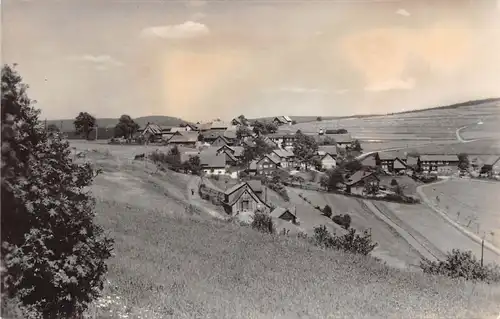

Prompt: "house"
[320,153,337,170]
[210,120,232,131]
[197,122,212,132]
[325,133,353,148]
[318,145,338,157]
[480,156,500,175]
[170,126,191,133]
[267,133,296,149]
[216,145,244,159]
[271,149,295,168]
[249,155,281,176]
[419,155,459,174]
[247,179,263,198]
[270,207,297,224]
[343,170,380,194]
[141,123,163,142]
[222,182,270,215]
[199,152,227,176]
[161,131,181,143]
[378,152,398,172]
[231,117,249,126]
[272,116,293,126]
[167,131,199,147]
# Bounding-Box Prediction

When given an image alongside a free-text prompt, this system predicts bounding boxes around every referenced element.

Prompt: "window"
[241,199,250,211]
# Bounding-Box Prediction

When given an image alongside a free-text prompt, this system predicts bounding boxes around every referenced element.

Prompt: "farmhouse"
[419,155,459,174]
[216,145,244,159]
[199,153,227,176]
[168,132,199,147]
[197,122,212,132]
[320,153,337,170]
[273,116,293,126]
[211,135,233,147]
[393,158,407,174]
[360,153,379,169]
[267,133,296,149]
[480,156,500,175]
[249,155,281,176]
[326,133,353,148]
[271,149,295,168]
[141,123,163,142]
[317,145,338,157]
[222,182,270,215]
[210,120,234,131]
[343,171,380,194]
[270,207,297,224]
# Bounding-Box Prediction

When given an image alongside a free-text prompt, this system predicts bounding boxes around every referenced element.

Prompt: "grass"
[69,142,500,318]
[420,179,500,247]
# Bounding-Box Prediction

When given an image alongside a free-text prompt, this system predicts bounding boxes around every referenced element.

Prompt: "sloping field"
[420,179,500,248]
[286,188,423,270]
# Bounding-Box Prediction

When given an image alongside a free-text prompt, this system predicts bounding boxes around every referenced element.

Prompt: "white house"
[320,153,337,170]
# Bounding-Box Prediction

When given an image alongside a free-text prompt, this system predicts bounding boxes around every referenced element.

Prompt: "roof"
[223,130,237,139]
[272,149,295,158]
[168,132,199,143]
[220,145,244,157]
[378,152,402,161]
[257,154,280,165]
[180,151,200,163]
[321,153,337,161]
[159,125,173,131]
[393,158,407,169]
[143,123,162,135]
[361,154,377,167]
[224,181,248,196]
[267,132,296,139]
[247,179,263,193]
[318,145,338,156]
[210,121,231,130]
[419,155,459,162]
[212,135,231,145]
[232,118,243,125]
[283,116,292,122]
[344,170,379,186]
[406,156,419,166]
[197,123,212,131]
[170,126,188,132]
[483,155,500,166]
[326,133,352,144]
[270,207,295,219]
[273,116,291,124]
[200,153,226,168]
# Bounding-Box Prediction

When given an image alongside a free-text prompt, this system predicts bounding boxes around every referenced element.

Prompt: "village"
[102,114,500,227]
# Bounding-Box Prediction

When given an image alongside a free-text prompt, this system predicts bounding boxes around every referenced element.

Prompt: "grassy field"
[69,142,500,319]
[420,179,500,248]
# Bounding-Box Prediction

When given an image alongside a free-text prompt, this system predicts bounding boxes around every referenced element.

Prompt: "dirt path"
[187,176,227,220]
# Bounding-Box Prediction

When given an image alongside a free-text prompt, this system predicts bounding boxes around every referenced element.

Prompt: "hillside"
[66,143,500,319]
[47,115,187,132]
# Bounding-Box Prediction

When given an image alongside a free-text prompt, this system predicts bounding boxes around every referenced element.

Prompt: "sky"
[3,0,500,121]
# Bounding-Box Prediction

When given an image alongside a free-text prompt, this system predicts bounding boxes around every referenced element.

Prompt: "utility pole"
[481,238,484,267]
[95,124,98,140]
[60,120,63,131]
[44,118,47,131]
[265,186,268,204]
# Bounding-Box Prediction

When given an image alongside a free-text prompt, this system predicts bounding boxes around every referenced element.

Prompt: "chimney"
[319,128,324,135]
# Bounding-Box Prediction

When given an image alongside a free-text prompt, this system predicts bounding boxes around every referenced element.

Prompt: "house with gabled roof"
[248,154,281,176]
[270,207,297,223]
[271,149,295,168]
[222,182,270,215]
[199,152,227,176]
[320,153,337,170]
[267,132,296,149]
[360,153,380,169]
[343,170,380,194]
[141,123,163,142]
[480,155,500,176]
[272,116,293,126]
[393,158,408,174]
[211,135,232,147]
[167,131,199,147]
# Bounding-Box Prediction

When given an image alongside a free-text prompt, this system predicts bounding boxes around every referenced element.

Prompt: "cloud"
[365,78,415,92]
[141,21,209,39]
[278,87,326,94]
[396,9,410,17]
[68,54,123,68]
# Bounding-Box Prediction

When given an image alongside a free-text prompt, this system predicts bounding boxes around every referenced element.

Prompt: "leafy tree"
[291,120,297,125]
[391,179,398,186]
[237,114,248,126]
[316,116,322,121]
[1,64,113,318]
[241,137,274,167]
[458,153,469,171]
[236,125,252,140]
[420,249,500,283]
[252,121,278,135]
[187,155,201,175]
[47,123,60,133]
[321,168,344,191]
[363,180,379,195]
[251,212,275,234]
[114,114,139,140]
[312,225,377,255]
[323,205,332,218]
[332,214,352,230]
[293,131,318,170]
[74,111,96,140]
[313,157,323,171]
[265,122,278,134]
[320,136,336,146]
[350,139,363,152]
[342,159,363,173]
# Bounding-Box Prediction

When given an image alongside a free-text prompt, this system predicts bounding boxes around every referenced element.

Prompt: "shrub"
[332,214,351,230]
[323,205,333,218]
[312,226,376,255]
[1,65,113,318]
[267,181,289,202]
[391,179,398,186]
[251,213,275,234]
[420,249,500,283]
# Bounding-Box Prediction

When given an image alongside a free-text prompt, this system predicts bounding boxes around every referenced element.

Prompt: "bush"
[251,213,275,234]
[420,249,500,283]
[332,214,351,230]
[323,205,332,218]
[391,179,398,186]
[313,226,377,255]
[267,181,289,202]
[1,65,113,318]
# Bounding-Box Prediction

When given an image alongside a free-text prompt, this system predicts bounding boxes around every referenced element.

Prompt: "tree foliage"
[350,139,362,152]
[73,112,96,140]
[114,114,139,140]
[251,212,275,234]
[420,249,500,283]
[252,121,278,136]
[320,168,345,191]
[293,131,318,170]
[242,137,274,166]
[322,205,332,218]
[458,153,469,171]
[1,64,113,318]
[236,125,252,140]
[313,226,377,256]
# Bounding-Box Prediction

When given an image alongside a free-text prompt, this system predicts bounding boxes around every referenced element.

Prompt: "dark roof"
[247,179,263,193]
[257,154,280,165]
[344,170,379,186]
[142,123,162,135]
[223,130,237,139]
[168,132,199,143]
[200,153,226,168]
[393,158,407,169]
[212,135,231,145]
[420,155,459,162]
[318,145,338,156]
[270,207,295,219]
[272,149,295,158]
[406,156,419,166]
[361,154,377,167]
